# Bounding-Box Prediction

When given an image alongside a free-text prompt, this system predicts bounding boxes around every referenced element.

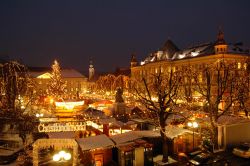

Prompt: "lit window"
[244,63,247,70]
[238,62,241,69]
[161,67,164,73]
[198,74,202,83]
[155,68,158,73]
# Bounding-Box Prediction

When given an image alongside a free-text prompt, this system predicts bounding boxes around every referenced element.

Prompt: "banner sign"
[38,122,86,132]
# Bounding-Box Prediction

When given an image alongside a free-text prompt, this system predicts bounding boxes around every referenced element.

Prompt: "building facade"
[131,31,250,102]
[131,31,249,80]
[29,67,88,97]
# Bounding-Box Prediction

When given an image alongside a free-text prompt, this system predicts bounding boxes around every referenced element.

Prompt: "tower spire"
[216,27,226,45]
[214,28,228,54]
[130,53,138,68]
[89,58,95,81]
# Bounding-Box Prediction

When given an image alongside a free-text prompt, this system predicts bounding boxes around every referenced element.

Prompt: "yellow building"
[29,67,88,97]
[130,31,250,111]
[131,31,249,82]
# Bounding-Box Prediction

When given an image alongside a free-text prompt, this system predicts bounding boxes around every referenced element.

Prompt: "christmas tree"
[48,60,67,99]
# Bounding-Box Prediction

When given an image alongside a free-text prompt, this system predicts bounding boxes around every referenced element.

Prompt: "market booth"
[33,139,78,166]
[110,131,158,166]
[76,134,115,166]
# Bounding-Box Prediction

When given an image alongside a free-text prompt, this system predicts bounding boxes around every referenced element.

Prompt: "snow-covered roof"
[28,68,86,78]
[29,71,48,78]
[165,126,192,139]
[48,131,75,139]
[205,115,250,125]
[76,134,114,151]
[61,69,85,78]
[98,118,117,124]
[140,40,250,66]
[83,108,106,118]
[110,131,160,145]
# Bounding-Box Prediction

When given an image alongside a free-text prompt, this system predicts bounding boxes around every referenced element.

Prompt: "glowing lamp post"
[188,121,198,150]
[53,150,71,162]
[35,113,44,118]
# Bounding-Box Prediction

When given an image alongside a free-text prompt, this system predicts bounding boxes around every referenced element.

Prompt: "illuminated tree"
[16,145,33,166]
[130,68,183,163]
[235,59,250,117]
[103,74,116,92]
[193,59,245,150]
[48,60,66,99]
[0,61,36,143]
[113,75,129,91]
[95,75,106,93]
[94,74,116,94]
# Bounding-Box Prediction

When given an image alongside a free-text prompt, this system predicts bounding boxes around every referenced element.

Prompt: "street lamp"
[53,150,71,162]
[35,113,44,118]
[188,121,198,150]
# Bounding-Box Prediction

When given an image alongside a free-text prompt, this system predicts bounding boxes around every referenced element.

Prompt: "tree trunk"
[160,131,168,163]
[211,121,219,152]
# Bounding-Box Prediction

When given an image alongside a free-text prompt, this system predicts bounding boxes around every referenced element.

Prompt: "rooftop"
[139,32,250,66]
[28,67,86,78]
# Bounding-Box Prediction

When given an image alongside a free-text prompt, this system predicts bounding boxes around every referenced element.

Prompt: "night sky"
[1,0,250,73]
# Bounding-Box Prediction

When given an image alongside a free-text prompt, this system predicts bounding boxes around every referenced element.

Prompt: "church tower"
[214,29,228,54]
[130,53,138,68]
[89,59,95,81]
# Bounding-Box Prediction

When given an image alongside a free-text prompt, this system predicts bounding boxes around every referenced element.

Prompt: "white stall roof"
[110,131,160,145]
[76,134,114,151]
[165,126,192,139]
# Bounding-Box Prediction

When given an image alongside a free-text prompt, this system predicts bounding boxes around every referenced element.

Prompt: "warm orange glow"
[55,101,84,110]
[50,98,54,104]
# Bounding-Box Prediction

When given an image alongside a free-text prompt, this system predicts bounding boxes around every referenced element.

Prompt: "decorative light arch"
[33,139,78,166]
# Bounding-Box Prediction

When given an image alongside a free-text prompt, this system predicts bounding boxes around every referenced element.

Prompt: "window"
[94,154,104,166]
[124,151,134,166]
[144,147,153,165]
[155,68,158,74]
[168,67,171,72]
[244,63,247,70]
[198,74,202,83]
[238,62,241,69]
[172,66,176,72]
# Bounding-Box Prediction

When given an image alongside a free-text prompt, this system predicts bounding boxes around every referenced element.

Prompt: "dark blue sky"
[1,0,250,73]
